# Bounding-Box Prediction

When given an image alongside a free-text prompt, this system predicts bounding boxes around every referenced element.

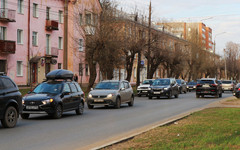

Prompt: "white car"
[137,79,155,97]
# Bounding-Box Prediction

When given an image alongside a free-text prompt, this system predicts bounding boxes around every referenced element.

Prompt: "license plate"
[142,91,148,93]
[94,99,104,102]
[154,92,161,94]
[203,85,209,87]
[204,91,209,93]
[26,106,38,110]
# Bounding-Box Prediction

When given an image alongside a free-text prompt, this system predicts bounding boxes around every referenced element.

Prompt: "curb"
[85,96,234,150]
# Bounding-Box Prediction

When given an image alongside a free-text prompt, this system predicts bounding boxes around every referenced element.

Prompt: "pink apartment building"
[0,0,101,86]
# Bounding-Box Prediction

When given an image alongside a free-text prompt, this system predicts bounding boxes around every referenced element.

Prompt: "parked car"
[176,79,187,94]
[187,82,197,92]
[148,78,179,99]
[21,69,85,119]
[221,80,235,92]
[0,73,22,128]
[233,83,240,98]
[87,80,134,109]
[196,78,222,98]
[137,79,155,97]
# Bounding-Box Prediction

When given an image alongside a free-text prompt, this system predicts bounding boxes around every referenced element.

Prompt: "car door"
[124,82,132,101]
[172,79,178,95]
[61,83,72,110]
[69,83,80,109]
[119,82,126,102]
[0,78,6,116]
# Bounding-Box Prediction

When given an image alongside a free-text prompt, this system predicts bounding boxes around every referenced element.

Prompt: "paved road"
[0,92,233,150]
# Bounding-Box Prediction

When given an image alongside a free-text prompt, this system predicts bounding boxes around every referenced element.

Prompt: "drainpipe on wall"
[27,0,31,86]
[63,0,68,69]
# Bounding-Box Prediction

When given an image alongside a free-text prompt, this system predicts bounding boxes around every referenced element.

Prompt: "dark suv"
[196,78,222,98]
[0,73,22,128]
[21,69,84,119]
[148,78,179,99]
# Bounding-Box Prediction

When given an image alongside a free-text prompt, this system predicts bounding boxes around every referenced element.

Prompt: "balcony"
[0,8,16,22]
[84,25,96,35]
[45,47,59,57]
[0,40,16,54]
[46,20,58,31]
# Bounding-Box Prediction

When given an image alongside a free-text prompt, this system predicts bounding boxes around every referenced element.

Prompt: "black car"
[176,79,187,94]
[148,78,179,99]
[196,78,222,98]
[187,82,197,92]
[21,69,85,119]
[233,83,240,98]
[0,73,22,128]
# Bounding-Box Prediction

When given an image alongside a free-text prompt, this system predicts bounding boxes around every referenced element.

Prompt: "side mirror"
[90,88,93,91]
[120,88,125,91]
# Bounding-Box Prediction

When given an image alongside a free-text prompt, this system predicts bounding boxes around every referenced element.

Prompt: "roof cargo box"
[46,69,73,80]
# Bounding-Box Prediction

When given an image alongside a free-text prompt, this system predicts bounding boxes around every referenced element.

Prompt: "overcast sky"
[116,0,240,56]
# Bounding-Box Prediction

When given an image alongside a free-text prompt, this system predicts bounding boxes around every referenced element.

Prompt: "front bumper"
[87,97,116,106]
[149,90,170,97]
[22,103,55,114]
[137,89,150,95]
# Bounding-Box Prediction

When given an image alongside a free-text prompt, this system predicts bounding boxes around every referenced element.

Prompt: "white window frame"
[59,10,63,23]
[32,31,38,46]
[17,61,23,76]
[79,39,83,51]
[58,37,63,49]
[33,3,38,18]
[17,29,23,44]
[18,0,24,14]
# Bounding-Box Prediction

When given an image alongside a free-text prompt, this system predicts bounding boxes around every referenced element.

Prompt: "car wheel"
[196,94,200,98]
[76,102,84,115]
[53,104,62,119]
[138,94,141,97]
[168,91,172,99]
[215,93,219,98]
[175,93,179,98]
[21,113,30,119]
[179,88,182,94]
[115,97,121,109]
[87,103,94,109]
[128,96,134,107]
[148,96,152,99]
[219,92,222,98]
[1,106,18,128]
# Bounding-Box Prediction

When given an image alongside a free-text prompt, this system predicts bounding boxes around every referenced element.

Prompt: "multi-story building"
[156,22,214,52]
[0,0,101,86]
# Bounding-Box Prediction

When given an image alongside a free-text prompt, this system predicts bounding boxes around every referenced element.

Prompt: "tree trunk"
[87,62,97,93]
[125,55,135,81]
[136,51,141,87]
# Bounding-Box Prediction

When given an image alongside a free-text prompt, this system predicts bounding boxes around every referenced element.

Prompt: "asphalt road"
[0,92,233,150]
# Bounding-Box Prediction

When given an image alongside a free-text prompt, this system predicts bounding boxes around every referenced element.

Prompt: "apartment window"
[0,27,6,40]
[85,64,89,76]
[46,7,50,20]
[59,10,63,23]
[18,0,24,14]
[32,31,38,46]
[33,3,38,18]
[58,37,63,49]
[79,63,83,76]
[85,13,91,25]
[46,34,50,55]
[17,61,23,76]
[58,63,62,69]
[79,39,83,51]
[17,29,23,44]
[79,13,83,25]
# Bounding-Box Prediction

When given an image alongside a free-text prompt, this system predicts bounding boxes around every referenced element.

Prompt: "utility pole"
[147,1,151,79]
[224,49,227,79]
[63,0,68,69]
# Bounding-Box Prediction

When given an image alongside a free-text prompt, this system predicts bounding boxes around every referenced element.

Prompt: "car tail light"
[211,84,217,87]
[211,90,215,92]
[238,88,240,91]
[197,84,201,87]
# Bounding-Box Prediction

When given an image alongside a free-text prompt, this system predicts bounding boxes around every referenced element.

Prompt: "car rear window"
[1,78,16,89]
[200,80,215,84]
[222,81,232,84]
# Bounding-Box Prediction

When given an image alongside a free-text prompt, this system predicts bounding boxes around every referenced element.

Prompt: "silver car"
[87,80,134,109]
[221,80,235,92]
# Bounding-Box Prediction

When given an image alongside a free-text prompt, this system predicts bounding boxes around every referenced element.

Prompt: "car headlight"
[187,86,189,88]
[107,94,114,98]
[88,94,93,98]
[42,99,53,105]
[148,87,151,90]
[193,86,196,88]
[22,100,25,105]
[164,88,169,90]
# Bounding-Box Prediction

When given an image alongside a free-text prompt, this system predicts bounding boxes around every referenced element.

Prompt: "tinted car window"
[222,81,232,84]
[63,84,71,93]
[1,78,15,89]
[33,83,63,94]
[95,82,120,90]
[200,80,215,84]
[153,79,170,86]
[0,78,4,89]
[176,80,181,84]
[70,83,78,93]
[75,83,83,92]
[188,82,196,85]
[142,80,152,84]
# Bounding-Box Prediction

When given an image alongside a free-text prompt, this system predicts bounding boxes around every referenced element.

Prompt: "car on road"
[0,73,22,128]
[137,79,155,97]
[148,78,179,99]
[221,80,235,92]
[176,79,187,94]
[87,80,134,109]
[21,69,85,119]
[233,83,240,98]
[196,78,222,98]
[187,81,197,92]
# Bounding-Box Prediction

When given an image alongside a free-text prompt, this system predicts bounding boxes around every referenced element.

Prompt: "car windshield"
[200,80,215,84]
[222,81,232,84]
[142,80,153,85]
[95,82,119,90]
[176,80,181,84]
[33,82,63,94]
[152,79,170,86]
[188,82,196,85]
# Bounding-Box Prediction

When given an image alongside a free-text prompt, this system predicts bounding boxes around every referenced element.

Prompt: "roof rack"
[46,69,74,81]
[0,72,6,76]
